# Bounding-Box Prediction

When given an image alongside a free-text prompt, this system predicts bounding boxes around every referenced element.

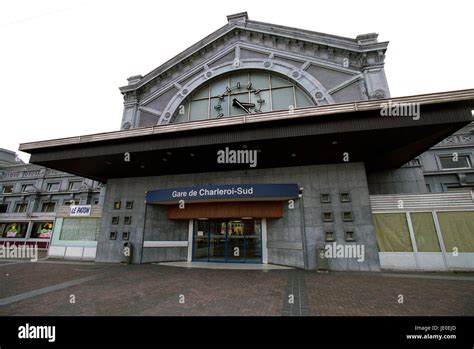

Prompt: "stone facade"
[118,12,390,129]
[96,163,380,271]
[0,162,104,214]
[419,122,474,192]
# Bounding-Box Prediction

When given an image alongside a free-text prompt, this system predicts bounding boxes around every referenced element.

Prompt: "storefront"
[48,204,102,260]
[0,219,54,249]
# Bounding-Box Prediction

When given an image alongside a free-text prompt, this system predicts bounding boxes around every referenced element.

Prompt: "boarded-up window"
[410,212,441,252]
[373,213,413,252]
[60,218,100,241]
[437,211,474,252]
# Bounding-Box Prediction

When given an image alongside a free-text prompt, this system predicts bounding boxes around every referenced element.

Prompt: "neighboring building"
[0,149,105,258]
[419,122,474,192]
[18,13,474,271]
[0,148,22,167]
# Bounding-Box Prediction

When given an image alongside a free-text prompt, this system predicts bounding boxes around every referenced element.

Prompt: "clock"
[213,81,266,117]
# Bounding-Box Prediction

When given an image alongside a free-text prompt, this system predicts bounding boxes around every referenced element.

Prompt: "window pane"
[2,185,13,194]
[60,218,101,241]
[373,213,413,252]
[210,76,229,97]
[271,87,295,111]
[439,156,470,169]
[191,85,209,100]
[2,222,28,238]
[172,103,188,123]
[41,202,56,213]
[47,183,60,191]
[410,212,441,252]
[295,87,314,107]
[250,90,270,113]
[438,211,474,252]
[69,182,82,191]
[230,73,249,90]
[15,203,27,213]
[210,96,229,118]
[189,99,209,121]
[249,72,269,90]
[31,222,53,239]
[271,74,292,88]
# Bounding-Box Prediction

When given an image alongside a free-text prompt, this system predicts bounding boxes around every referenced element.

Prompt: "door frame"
[188,218,268,264]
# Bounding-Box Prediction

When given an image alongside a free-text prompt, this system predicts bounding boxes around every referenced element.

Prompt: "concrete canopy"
[19,90,474,182]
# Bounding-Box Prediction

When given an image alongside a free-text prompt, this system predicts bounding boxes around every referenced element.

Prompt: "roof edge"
[19,89,474,153]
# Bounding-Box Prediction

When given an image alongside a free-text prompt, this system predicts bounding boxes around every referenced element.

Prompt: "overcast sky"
[2,0,473,162]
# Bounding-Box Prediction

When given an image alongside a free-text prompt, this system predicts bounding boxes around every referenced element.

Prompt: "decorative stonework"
[120,14,390,129]
[371,89,386,100]
[439,134,472,146]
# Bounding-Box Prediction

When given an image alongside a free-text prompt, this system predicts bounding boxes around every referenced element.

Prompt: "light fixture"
[197,218,208,220]
[190,153,195,157]
[241,217,253,219]
[162,158,167,162]
[291,153,296,157]
[140,165,145,169]
[332,141,338,145]
[166,151,172,156]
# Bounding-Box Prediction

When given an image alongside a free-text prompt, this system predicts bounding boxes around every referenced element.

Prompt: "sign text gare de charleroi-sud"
[145,184,300,204]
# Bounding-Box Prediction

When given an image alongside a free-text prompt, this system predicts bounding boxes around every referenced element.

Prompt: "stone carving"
[371,89,386,100]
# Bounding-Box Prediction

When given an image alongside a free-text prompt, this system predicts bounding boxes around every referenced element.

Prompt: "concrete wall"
[95,162,381,271]
[367,166,427,195]
[142,205,188,263]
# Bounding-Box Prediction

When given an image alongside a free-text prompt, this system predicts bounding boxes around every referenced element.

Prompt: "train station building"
[18,12,474,271]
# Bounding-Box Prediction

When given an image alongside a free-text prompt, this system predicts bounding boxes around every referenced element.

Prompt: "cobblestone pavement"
[0,261,473,316]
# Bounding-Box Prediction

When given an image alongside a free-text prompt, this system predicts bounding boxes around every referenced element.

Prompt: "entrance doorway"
[192,219,262,263]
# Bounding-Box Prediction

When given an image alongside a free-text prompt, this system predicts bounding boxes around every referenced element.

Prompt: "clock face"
[213,80,266,117]
[172,71,314,123]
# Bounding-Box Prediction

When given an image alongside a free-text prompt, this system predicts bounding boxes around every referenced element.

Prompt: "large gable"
[118,12,390,130]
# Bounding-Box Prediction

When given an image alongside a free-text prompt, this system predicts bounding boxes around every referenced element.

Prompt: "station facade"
[18,13,474,270]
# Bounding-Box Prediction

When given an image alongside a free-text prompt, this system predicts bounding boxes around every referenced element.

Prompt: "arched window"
[172,71,315,123]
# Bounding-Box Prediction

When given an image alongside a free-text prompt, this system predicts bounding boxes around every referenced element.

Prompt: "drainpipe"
[299,187,308,270]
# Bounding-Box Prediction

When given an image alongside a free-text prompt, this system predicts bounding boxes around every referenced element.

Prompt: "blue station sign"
[146,183,299,204]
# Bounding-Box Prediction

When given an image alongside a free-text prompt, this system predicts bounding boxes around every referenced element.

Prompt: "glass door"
[192,219,262,263]
[193,220,209,261]
[209,220,226,261]
[244,220,262,262]
[227,220,246,262]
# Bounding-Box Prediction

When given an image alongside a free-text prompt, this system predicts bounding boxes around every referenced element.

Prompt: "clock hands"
[232,98,255,114]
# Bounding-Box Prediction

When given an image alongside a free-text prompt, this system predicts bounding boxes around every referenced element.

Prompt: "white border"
[143,241,188,248]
